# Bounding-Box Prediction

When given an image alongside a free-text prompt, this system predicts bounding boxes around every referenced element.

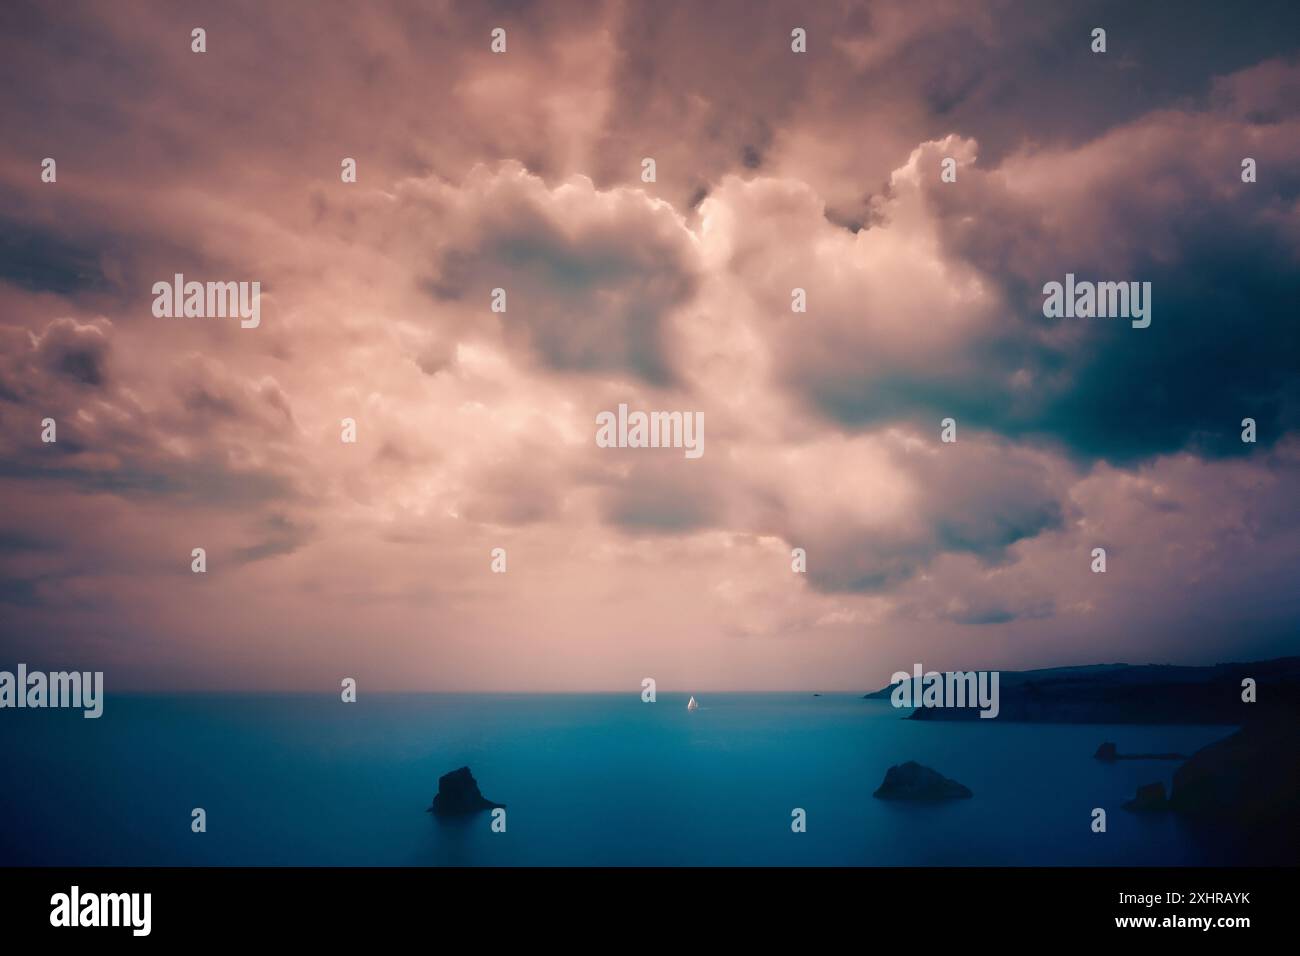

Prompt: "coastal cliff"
[1119,717,1300,863]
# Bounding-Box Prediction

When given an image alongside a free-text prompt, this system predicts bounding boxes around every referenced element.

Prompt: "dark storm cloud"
[763,67,1300,465]
[34,317,111,387]
[0,217,108,295]
[416,166,699,385]
[897,0,1300,165]
[0,458,297,507]
[1032,237,1300,461]
[930,95,1300,463]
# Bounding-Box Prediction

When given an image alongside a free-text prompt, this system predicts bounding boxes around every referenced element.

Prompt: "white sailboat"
[686,695,699,711]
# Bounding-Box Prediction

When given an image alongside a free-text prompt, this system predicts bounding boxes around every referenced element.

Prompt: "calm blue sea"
[0,693,1236,866]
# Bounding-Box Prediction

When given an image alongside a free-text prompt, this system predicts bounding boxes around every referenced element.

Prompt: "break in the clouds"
[0,0,1297,691]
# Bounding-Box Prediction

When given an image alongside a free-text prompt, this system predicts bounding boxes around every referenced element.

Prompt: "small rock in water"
[873,761,972,801]
[427,766,504,817]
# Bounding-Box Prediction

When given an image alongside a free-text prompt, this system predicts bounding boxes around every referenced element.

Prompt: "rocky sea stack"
[873,761,972,801]
[1094,742,1119,761]
[1122,781,1169,811]
[427,766,504,817]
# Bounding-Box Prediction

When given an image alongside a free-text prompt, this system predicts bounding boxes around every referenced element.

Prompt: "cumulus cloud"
[396,164,700,383]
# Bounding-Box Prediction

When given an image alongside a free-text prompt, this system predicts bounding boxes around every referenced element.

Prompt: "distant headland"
[864,657,1300,724]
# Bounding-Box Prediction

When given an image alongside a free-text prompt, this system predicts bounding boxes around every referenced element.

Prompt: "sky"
[0,0,1297,691]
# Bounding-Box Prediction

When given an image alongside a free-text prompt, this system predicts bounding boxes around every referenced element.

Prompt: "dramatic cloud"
[0,0,1297,691]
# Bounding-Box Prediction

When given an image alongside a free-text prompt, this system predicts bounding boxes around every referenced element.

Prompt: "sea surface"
[0,693,1238,866]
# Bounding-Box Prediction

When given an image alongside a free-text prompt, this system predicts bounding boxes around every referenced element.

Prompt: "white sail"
[686,695,699,710]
